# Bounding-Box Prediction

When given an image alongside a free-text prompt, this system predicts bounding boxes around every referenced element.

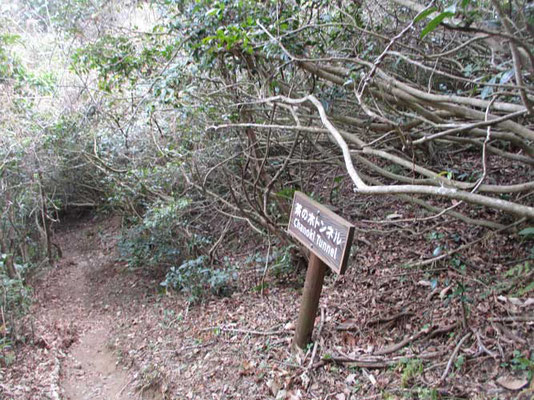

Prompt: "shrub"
[0,257,32,362]
[160,256,236,303]
[118,198,201,272]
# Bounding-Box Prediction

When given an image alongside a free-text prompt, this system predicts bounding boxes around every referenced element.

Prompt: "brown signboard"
[288,191,355,274]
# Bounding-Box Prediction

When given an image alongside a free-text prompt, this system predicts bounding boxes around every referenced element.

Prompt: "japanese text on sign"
[288,192,355,274]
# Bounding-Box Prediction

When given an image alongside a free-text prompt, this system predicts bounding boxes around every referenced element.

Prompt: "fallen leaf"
[496,376,528,391]
[418,280,433,287]
[300,372,310,388]
[284,322,295,331]
[239,360,255,376]
[267,379,283,396]
[362,369,377,386]
[345,373,357,385]
[440,285,453,299]
[287,389,303,400]
[275,389,287,400]
[336,319,358,331]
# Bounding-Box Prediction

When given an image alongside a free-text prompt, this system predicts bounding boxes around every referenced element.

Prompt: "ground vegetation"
[0,0,533,398]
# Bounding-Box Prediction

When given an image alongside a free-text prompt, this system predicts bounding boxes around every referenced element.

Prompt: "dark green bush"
[160,255,236,303]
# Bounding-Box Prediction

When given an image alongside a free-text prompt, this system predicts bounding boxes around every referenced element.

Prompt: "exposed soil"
[62,325,130,399]
[0,215,157,399]
[35,218,127,399]
[1,206,533,399]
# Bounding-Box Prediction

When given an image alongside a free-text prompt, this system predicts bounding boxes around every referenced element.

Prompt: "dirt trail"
[42,216,135,400]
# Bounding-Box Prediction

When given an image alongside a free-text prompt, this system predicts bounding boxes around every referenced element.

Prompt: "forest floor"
[0,207,533,399]
[0,215,145,399]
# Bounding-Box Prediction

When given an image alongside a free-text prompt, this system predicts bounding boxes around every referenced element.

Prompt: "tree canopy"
[1,0,533,367]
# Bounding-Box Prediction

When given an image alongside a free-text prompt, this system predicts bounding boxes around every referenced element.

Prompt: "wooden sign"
[288,192,355,349]
[288,191,354,274]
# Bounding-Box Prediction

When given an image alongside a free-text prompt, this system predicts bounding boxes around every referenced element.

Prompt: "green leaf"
[414,6,437,23]
[202,35,216,44]
[519,227,534,236]
[333,175,344,183]
[420,11,455,38]
[518,281,534,296]
[481,85,492,100]
[276,187,296,199]
[205,8,218,17]
[481,75,497,99]
[500,69,514,84]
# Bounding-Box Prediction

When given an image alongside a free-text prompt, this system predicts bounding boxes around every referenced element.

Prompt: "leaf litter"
[1,199,533,399]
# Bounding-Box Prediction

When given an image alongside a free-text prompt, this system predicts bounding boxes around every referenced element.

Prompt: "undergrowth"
[118,199,236,303]
[160,256,236,303]
[0,256,32,366]
[118,199,195,271]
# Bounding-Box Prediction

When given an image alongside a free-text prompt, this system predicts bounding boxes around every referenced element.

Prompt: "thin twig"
[200,325,284,336]
[373,327,431,356]
[438,332,471,384]
[308,306,325,369]
[489,315,534,323]
[260,233,272,296]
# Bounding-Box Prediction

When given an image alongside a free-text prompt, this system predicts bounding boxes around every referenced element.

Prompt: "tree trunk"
[38,170,53,266]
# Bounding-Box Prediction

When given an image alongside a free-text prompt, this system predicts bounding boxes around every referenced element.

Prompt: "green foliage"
[144,198,192,229]
[160,255,236,303]
[509,350,534,381]
[118,201,193,271]
[420,7,456,38]
[450,280,471,304]
[23,0,106,34]
[244,244,298,280]
[117,194,233,304]
[72,34,163,92]
[119,215,183,275]
[454,354,465,371]
[119,223,176,270]
[426,231,445,241]
[270,245,298,278]
[398,358,423,388]
[501,262,534,296]
[0,256,32,358]
[276,187,296,200]
[504,262,532,279]
[414,7,438,23]
[0,33,21,79]
[413,387,439,400]
[501,350,534,383]
[418,1,473,39]
[519,227,534,237]
[0,32,57,96]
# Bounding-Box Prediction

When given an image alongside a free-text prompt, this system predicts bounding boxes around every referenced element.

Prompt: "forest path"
[39,215,135,400]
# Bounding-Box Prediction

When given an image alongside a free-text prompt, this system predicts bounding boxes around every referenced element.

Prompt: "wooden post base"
[293,253,327,350]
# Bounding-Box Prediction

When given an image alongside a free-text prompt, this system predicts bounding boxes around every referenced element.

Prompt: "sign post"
[287,192,355,349]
